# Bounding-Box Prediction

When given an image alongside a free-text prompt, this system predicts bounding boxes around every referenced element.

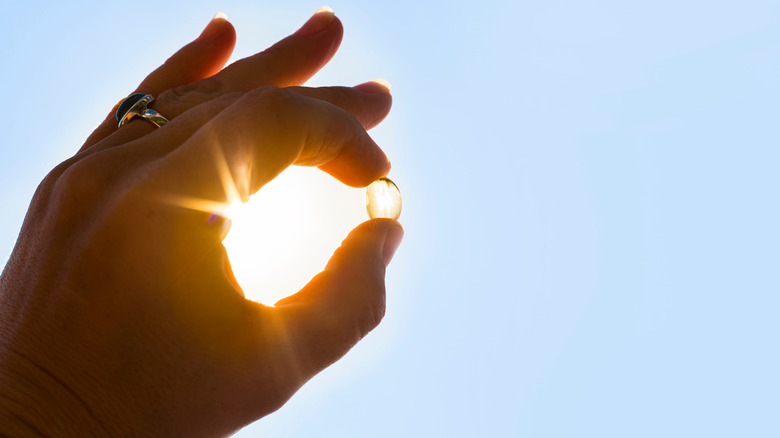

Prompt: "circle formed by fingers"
[116,93,170,128]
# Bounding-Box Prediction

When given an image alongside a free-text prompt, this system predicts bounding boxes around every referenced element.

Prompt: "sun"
[221,167,365,306]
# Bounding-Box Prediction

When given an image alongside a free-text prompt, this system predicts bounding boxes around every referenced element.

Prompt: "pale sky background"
[1,1,779,437]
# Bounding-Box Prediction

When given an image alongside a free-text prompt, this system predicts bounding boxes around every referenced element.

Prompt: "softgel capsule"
[365,177,402,220]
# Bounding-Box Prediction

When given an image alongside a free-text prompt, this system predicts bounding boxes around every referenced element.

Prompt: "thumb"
[272,218,403,375]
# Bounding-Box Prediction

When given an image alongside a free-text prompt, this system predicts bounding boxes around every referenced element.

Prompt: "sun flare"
[221,167,365,306]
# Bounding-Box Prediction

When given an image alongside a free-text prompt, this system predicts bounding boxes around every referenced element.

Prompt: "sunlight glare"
[221,167,365,306]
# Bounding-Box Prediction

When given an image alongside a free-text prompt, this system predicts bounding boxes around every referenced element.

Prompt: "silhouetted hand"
[0,9,402,437]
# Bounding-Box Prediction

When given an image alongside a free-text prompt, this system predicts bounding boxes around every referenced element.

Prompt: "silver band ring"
[116,93,169,128]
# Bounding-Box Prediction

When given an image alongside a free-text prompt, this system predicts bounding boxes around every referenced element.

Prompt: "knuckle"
[52,156,109,207]
[157,79,224,114]
[30,156,117,232]
[158,82,193,104]
[247,86,295,106]
[24,155,102,230]
[215,91,244,105]
[329,86,354,107]
[179,91,244,127]
[37,157,77,194]
[242,87,300,124]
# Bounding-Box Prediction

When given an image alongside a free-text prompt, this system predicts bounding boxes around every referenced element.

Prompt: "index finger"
[143,86,389,216]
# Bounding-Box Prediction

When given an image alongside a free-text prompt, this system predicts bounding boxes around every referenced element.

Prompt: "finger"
[213,7,342,92]
[159,87,388,206]
[271,219,403,376]
[289,81,392,130]
[91,8,345,151]
[88,83,392,170]
[117,87,392,203]
[79,13,236,152]
[140,14,237,96]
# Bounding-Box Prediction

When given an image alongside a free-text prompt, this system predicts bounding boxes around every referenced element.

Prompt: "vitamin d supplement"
[366,177,402,220]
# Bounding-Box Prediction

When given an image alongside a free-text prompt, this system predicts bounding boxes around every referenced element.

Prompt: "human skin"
[0,9,403,437]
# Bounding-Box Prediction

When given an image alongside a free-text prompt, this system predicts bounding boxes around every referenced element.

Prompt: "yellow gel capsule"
[366,177,402,220]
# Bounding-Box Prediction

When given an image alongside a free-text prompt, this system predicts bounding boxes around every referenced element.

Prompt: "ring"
[116,93,169,128]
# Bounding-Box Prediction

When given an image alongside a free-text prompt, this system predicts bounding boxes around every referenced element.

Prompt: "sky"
[1,0,780,436]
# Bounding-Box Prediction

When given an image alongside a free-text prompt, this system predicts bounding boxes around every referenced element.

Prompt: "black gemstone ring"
[116,93,169,128]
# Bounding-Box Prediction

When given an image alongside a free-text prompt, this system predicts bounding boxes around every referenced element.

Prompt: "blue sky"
[1,1,779,436]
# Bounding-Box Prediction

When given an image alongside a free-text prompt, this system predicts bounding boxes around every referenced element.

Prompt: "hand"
[0,9,403,437]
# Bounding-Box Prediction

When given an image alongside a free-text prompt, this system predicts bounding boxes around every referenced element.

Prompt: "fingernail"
[196,12,228,42]
[294,6,335,37]
[382,222,404,266]
[354,79,392,94]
